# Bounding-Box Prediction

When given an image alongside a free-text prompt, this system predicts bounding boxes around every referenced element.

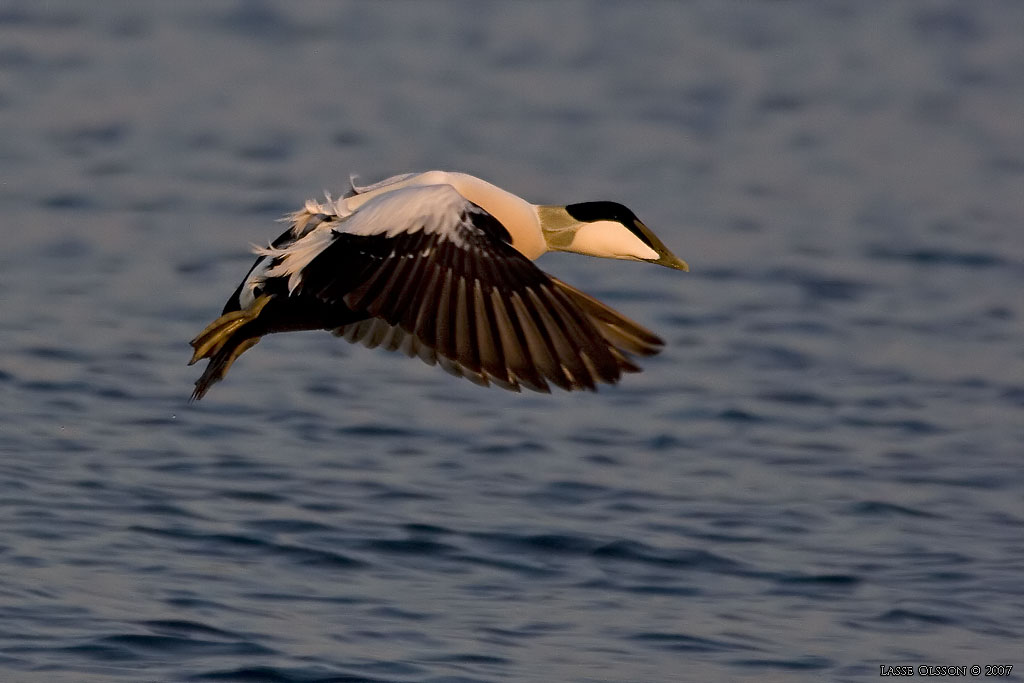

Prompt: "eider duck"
[189,171,688,400]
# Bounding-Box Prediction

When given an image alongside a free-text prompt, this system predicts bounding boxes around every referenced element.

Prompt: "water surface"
[1,3,1022,682]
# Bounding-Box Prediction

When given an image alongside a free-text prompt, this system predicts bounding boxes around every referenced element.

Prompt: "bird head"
[537,201,689,271]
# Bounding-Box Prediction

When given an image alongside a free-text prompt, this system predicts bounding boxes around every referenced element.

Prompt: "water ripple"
[3,3,1022,682]
[866,244,1009,269]
[189,666,392,683]
[629,631,748,653]
[848,501,944,519]
[129,525,366,569]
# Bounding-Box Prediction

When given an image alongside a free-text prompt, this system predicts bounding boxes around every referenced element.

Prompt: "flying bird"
[189,171,687,400]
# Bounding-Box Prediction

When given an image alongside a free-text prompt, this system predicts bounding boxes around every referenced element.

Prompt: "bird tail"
[188,295,272,401]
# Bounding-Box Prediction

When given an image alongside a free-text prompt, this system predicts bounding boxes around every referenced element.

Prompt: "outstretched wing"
[260,184,663,392]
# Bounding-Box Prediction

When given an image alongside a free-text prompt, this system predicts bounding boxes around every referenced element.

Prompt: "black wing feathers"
[297,205,661,392]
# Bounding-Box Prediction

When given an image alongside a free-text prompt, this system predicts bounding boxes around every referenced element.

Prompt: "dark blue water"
[2,3,1022,682]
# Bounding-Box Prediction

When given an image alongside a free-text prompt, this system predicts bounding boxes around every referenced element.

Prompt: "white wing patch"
[254,184,478,294]
[282,193,349,227]
[255,225,339,293]
[339,184,474,239]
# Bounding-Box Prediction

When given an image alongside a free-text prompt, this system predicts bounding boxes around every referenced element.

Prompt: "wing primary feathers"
[474,243,551,392]
[509,291,564,391]
[379,322,405,352]
[412,262,444,344]
[490,288,548,393]
[549,277,664,353]
[386,234,434,328]
[363,241,416,318]
[434,263,457,362]
[453,272,480,375]
[545,284,621,383]
[344,247,399,312]
[526,287,595,391]
[472,277,512,389]
[539,283,609,386]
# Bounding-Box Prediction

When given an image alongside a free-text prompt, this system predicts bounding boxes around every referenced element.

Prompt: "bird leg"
[188,294,272,365]
[188,294,274,401]
[190,336,261,402]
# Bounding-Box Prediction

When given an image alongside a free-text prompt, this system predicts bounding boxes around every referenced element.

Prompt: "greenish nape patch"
[537,205,580,250]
